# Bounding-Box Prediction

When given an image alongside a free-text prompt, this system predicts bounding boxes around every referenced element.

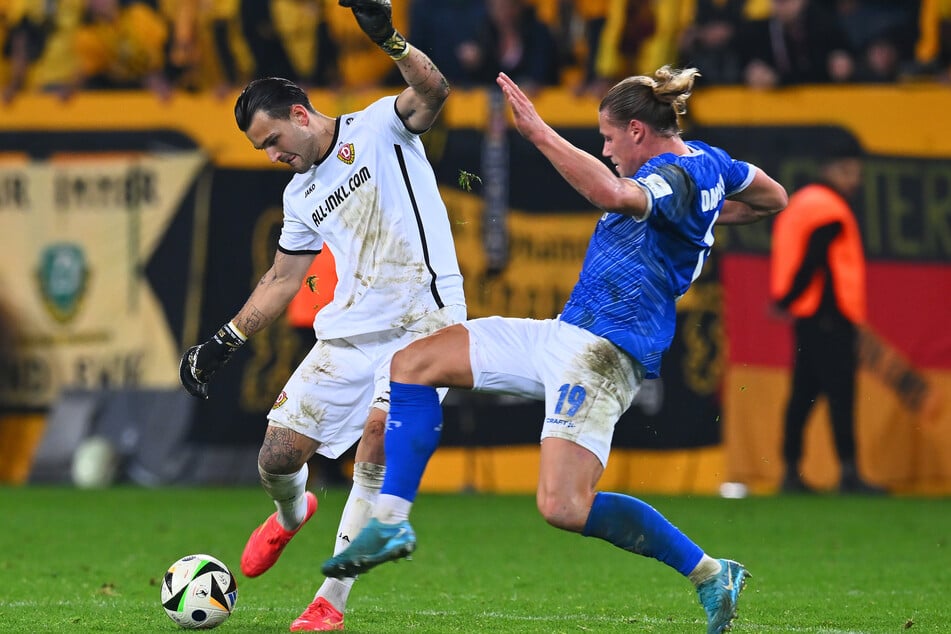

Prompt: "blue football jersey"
[560,140,755,377]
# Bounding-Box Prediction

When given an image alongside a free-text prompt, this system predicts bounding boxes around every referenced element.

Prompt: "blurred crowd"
[1,0,949,103]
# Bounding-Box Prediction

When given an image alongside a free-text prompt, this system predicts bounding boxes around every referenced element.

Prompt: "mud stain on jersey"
[336,185,433,327]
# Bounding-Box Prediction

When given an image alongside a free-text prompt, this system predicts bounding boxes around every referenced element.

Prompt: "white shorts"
[269,304,466,459]
[464,316,643,467]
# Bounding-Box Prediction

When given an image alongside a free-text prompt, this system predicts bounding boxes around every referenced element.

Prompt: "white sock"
[688,555,723,586]
[316,462,385,613]
[373,493,413,524]
[259,462,309,530]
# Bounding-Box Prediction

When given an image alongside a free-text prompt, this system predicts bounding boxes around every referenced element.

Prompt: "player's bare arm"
[179,250,313,398]
[233,250,315,338]
[339,0,449,132]
[497,72,649,219]
[393,47,450,133]
[718,167,788,224]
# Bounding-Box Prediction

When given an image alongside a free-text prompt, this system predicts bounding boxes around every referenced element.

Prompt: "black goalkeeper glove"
[339,0,409,60]
[179,322,246,399]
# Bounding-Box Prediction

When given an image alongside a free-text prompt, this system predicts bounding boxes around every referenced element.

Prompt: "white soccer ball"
[71,436,119,489]
[161,554,238,629]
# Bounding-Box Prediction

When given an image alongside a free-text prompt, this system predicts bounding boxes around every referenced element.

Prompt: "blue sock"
[380,381,443,502]
[582,492,704,576]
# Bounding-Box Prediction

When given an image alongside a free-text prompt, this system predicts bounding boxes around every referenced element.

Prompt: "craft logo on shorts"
[337,143,355,165]
[272,390,288,410]
[37,242,89,323]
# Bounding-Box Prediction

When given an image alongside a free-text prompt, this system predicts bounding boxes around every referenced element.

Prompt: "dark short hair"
[822,135,865,164]
[234,77,317,132]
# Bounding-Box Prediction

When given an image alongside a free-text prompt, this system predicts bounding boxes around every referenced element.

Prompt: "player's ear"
[290,104,310,126]
[629,119,645,142]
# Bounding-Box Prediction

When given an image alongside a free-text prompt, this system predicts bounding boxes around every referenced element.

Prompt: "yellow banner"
[0,152,206,408]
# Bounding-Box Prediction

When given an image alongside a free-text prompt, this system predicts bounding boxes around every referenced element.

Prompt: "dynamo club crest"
[37,242,89,323]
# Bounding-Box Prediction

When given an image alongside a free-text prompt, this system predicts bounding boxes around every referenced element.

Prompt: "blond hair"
[599,65,701,136]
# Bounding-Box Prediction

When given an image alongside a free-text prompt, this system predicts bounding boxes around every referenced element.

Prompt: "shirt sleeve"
[277,190,323,254]
[724,159,756,196]
[637,163,693,224]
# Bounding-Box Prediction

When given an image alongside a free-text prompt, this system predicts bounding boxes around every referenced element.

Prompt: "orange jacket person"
[770,136,884,495]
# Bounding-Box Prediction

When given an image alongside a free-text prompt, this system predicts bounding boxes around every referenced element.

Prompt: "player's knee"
[535,490,586,533]
[256,450,301,476]
[362,418,385,445]
[257,429,310,474]
[391,345,432,384]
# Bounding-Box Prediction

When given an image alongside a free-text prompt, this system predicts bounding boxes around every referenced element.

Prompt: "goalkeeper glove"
[339,0,410,60]
[179,321,246,399]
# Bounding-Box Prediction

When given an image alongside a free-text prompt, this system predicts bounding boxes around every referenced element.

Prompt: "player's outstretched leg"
[696,559,750,634]
[321,517,416,578]
[241,491,317,577]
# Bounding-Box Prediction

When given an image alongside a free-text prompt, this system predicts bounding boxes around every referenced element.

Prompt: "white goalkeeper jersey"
[278,96,465,340]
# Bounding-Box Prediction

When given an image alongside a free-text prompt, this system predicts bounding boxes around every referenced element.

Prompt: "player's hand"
[496,72,545,143]
[179,323,246,399]
[339,0,394,45]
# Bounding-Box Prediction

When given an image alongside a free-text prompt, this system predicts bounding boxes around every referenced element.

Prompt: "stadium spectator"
[832,1,918,83]
[1,2,49,102]
[205,1,340,96]
[570,0,612,94]
[406,0,486,85]
[206,0,255,95]
[323,65,788,634]
[178,0,466,629]
[580,0,693,97]
[72,0,173,98]
[238,1,296,82]
[912,0,951,82]
[456,0,561,91]
[1,0,84,102]
[677,0,771,85]
[770,136,885,495]
[737,0,856,88]
[158,0,246,94]
[852,32,903,83]
[235,0,339,88]
[324,0,408,87]
[586,0,658,94]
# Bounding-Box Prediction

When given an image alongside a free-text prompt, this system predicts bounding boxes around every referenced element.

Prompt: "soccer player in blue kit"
[323,67,789,633]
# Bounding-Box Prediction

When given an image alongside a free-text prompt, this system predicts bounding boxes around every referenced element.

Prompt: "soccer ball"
[161,554,238,629]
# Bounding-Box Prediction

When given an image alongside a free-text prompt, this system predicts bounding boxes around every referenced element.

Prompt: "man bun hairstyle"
[600,65,701,137]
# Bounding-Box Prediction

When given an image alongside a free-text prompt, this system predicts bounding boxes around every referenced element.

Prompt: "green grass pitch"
[0,486,947,633]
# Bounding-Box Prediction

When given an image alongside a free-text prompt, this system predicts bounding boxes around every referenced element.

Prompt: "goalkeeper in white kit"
[179,1,465,630]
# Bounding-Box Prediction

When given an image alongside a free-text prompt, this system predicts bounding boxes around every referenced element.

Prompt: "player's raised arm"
[496,71,649,218]
[341,0,449,132]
